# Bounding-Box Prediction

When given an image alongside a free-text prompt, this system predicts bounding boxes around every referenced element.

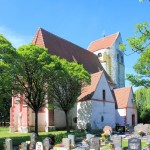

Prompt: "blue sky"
[0,0,150,88]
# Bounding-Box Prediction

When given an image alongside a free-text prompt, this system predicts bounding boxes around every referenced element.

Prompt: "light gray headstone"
[5,138,13,150]
[86,134,95,141]
[89,137,100,150]
[112,135,122,148]
[62,138,71,149]
[36,142,43,150]
[30,132,37,142]
[147,135,150,144]
[43,137,51,150]
[68,134,75,146]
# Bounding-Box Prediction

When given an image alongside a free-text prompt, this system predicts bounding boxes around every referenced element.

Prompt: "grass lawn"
[0,127,148,149]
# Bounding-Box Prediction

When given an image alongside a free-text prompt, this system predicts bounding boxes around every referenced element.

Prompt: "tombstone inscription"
[36,142,43,150]
[128,138,141,150]
[89,137,100,150]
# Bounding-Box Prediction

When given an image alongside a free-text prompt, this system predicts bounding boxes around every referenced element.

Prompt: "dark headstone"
[89,137,100,150]
[112,135,122,148]
[128,138,141,150]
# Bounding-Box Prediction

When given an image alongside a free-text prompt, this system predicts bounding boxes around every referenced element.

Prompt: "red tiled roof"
[113,87,132,108]
[32,28,114,84]
[88,32,119,52]
[78,71,103,101]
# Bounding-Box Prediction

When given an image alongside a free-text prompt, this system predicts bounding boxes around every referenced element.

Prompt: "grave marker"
[68,134,75,146]
[86,134,95,141]
[5,138,13,150]
[36,142,43,150]
[62,138,71,150]
[112,135,122,148]
[128,138,141,150]
[89,137,100,150]
[43,137,51,150]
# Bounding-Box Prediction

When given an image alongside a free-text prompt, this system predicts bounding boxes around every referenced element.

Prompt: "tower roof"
[88,32,120,52]
[114,86,133,108]
[32,28,114,84]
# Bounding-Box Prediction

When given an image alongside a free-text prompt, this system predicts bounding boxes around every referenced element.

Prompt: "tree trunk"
[34,111,39,136]
[65,111,70,133]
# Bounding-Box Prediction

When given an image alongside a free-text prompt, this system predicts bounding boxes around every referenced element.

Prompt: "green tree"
[12,44,61,135]
[0,35,16,125]
[48,58,90,133]
[121,23,150,88]
[135,88,150,123]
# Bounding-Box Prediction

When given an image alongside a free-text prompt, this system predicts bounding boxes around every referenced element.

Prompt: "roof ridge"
[88,32,120,47]
[39,28,91,52]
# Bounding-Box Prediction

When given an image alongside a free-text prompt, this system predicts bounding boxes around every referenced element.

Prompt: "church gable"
[92,71,115,103]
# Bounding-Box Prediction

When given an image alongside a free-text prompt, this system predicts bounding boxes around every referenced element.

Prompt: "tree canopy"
[0,34,16,124]
[135,88,150,123]
[121,23,150,88]
[48,58,90,133]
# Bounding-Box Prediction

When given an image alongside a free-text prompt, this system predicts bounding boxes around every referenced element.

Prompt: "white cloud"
[0,26,32,48]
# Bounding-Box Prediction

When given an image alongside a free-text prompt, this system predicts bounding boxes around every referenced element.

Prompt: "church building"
[10,28,137,133]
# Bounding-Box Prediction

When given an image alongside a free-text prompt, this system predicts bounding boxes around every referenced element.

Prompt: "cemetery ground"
[0,127,148,150]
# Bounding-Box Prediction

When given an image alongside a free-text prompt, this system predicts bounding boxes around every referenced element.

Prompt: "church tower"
[88,32,125,88]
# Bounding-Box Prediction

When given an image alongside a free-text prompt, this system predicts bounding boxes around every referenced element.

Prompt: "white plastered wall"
[91,73,116,129]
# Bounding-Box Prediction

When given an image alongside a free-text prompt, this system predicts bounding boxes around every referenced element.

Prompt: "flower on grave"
[109,143,114,148]
[83,139,89,143]
[138,131,145,137]
[55,143,64,147]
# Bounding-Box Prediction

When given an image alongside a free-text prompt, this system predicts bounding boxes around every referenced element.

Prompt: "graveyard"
[1,124,150,150]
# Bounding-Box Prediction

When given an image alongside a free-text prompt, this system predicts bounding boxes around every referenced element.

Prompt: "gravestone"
[147,135,150,144]
[30,132,37,142]
[89,137,100,150]
[36,142,43,150]
[68,134,75,146]
[112,135,122,148]
[62,138,71,150]
[134,124,143,134]
[143,124,150,135]
[5,138,13,150]
[43,137,51,150]
[86,134,95,141]
[128,138,141,150]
